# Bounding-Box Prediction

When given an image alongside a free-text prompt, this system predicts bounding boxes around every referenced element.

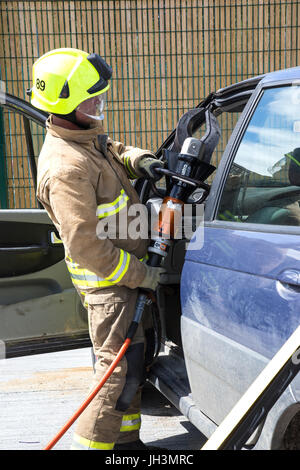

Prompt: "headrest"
[288,148,300,186]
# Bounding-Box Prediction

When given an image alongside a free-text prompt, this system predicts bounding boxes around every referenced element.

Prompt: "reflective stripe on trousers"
[119,413,141,432]
[70,433,114,450]
[70,413,141,450]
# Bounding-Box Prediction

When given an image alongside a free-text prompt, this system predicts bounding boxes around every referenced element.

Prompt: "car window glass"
[30,120,46,156]
[0,107,45,209]
[193,111,241,182]
[185,110,241,202]
[217,86,300,226]
[30,119,46,169]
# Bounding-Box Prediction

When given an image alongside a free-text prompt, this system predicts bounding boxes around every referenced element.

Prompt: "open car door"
[0,95,90,358]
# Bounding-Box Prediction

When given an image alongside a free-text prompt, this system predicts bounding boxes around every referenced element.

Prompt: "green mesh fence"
[0,1,300,208]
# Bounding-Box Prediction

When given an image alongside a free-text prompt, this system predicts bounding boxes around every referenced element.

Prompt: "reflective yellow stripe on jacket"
[124,156,138,179]
[96,189,129,219]
[66,249,131,289]
[65,187,145,290]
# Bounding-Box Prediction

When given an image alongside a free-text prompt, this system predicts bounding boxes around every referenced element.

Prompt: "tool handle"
[153,166,210,191]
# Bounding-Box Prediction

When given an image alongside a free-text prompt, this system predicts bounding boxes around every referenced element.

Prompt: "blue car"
[0,67,299,449]
[148,67,300,450]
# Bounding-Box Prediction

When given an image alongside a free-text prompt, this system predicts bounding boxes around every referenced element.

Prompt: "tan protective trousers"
[71,286,150,450]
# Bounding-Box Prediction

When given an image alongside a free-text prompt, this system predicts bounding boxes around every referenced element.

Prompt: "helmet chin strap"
[53,110,91,129]
[52,111,105,130]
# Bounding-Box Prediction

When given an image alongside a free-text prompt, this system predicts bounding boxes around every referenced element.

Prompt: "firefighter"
[29,48,165,450]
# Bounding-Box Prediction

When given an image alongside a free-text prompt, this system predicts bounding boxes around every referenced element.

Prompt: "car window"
[217,86,300,226]
[192,111,241,182]
[30,119,46,170]
[0,107,45,209]
[183,110,241,203]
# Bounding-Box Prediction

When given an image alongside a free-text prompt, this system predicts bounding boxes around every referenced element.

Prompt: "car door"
[0,95,90,358]
[180,75,300,426]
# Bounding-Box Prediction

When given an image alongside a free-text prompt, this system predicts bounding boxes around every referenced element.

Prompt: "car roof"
[260,66,300,84]
[215,65,300,97]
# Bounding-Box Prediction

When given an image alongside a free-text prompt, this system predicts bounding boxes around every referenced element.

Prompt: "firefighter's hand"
[139,265,166,291]
[138,156,164,181]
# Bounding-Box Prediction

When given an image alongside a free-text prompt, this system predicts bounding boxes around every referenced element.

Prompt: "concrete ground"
[0,348,206,451]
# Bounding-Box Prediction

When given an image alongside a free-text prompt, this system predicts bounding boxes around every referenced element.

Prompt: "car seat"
[245,148,300,226]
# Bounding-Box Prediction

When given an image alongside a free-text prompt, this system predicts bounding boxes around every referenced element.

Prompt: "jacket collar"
[96,134,109,156]
[46,115,105,144]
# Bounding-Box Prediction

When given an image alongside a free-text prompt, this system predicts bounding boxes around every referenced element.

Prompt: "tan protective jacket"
[37,117,152,293]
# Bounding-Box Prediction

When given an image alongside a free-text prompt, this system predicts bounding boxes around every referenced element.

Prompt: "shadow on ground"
[141,382,207,450]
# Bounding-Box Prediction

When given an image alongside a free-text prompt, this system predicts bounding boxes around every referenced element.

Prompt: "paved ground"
[0,348,206,451]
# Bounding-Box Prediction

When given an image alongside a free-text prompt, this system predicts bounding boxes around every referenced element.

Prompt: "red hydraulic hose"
[44,337,132,450]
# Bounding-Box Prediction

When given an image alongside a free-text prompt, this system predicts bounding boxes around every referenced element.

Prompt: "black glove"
[138,156,164,181]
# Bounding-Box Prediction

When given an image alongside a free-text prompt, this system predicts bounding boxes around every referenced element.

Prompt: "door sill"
[147,343,217,443]
[4,333,91,358]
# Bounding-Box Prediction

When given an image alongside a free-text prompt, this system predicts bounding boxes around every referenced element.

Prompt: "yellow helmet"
[28,48,112,115]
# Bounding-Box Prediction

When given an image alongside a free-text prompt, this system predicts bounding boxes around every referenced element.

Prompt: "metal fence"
[0,1,300,208]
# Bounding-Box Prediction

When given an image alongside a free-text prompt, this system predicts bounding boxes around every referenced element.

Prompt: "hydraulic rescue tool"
[44,106,220,450]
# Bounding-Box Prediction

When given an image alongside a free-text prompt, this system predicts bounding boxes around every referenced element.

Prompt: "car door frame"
[205,77,300,224]
[1,93,47,208]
